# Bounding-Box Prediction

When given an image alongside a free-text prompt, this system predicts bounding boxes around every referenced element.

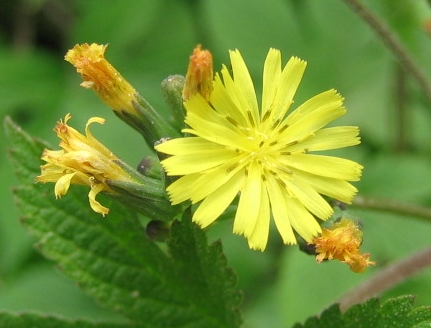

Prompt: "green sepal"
[112,157,156,183]
[113,93,181,150]
[106,179,180,222]
[108,157,180,221]
[161,74,186,131]
[134,93,181,147]
[137,155,164,179]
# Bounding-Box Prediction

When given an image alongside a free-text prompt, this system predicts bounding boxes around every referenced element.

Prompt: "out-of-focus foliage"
[1,0,431,327]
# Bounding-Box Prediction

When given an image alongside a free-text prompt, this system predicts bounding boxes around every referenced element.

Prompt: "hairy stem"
[352,195,431,222]
[340,0,431,104]
[337,246,431,311]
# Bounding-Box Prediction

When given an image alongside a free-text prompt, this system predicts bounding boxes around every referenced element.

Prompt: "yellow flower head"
[312,218,375,273]
[155,48,363,251]
[37,114,135,216]
[182,44,213,102]
[65,43,138,115]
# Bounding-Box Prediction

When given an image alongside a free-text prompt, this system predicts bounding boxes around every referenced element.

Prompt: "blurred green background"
[1,0,431,327]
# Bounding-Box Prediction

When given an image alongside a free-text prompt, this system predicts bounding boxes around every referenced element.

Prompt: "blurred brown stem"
[338,246,431,311]
[340,0,431,104]
[352,195,431,223]
[394,64,409,152]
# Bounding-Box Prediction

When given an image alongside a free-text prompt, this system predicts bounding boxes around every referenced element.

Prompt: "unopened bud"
[137,155,163,179]
[146,220,171,242]
[161,74,186,131]
[182,45,213,102]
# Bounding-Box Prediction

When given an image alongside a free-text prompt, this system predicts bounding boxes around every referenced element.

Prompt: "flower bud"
[161,74,185,131]
[182,45,213,102]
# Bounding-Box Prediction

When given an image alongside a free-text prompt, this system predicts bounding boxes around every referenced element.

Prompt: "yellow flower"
[182,44,213,101]
[64,43,138,115]
[155,48,363,251]
[37,114,135,216]
[312,218,375,273]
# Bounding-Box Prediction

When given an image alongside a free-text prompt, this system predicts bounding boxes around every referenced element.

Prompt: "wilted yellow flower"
[37,114,135,216]
[313,218,375,273]
[65,43,180,148]
[182,44,213,101]
[155,48,363,251]
[65,43,138,115]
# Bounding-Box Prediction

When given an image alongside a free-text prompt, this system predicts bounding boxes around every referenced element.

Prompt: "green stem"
[337,245,431,311]
[340,0,431,104]
[352,195,431,222]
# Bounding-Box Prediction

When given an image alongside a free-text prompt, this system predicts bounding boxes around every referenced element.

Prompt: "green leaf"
[293,296,431,328]
[168,211,243,328]
[5,117,242,328]
[0,311,133,328]
[4,116,50,184]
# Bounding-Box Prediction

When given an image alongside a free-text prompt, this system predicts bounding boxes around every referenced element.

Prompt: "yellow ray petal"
[293,170,358,204]
[286,197,322,242]
[261,48,281,117]
[155,137,225,155]
[233,161,262,237]
[283,176,333,220]
[210,74,249,127]
[54,173,75,198]
[193,170,244,228]
[166,174,201,204]
[285,89,343,126]
[247,183,270,251]
[229,50,260,123]
[268,56,307,124]
[286,126,360,152]
[88,183,109,216]
[265,174,296,244]
[280,154,363,181]
[160,148,237,175]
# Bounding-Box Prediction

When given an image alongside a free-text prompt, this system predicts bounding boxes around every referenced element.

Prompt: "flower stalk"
[352,195,431,223]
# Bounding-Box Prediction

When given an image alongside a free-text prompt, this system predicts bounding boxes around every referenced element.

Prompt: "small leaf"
[0,311,135,328]
[293,296,431,328]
